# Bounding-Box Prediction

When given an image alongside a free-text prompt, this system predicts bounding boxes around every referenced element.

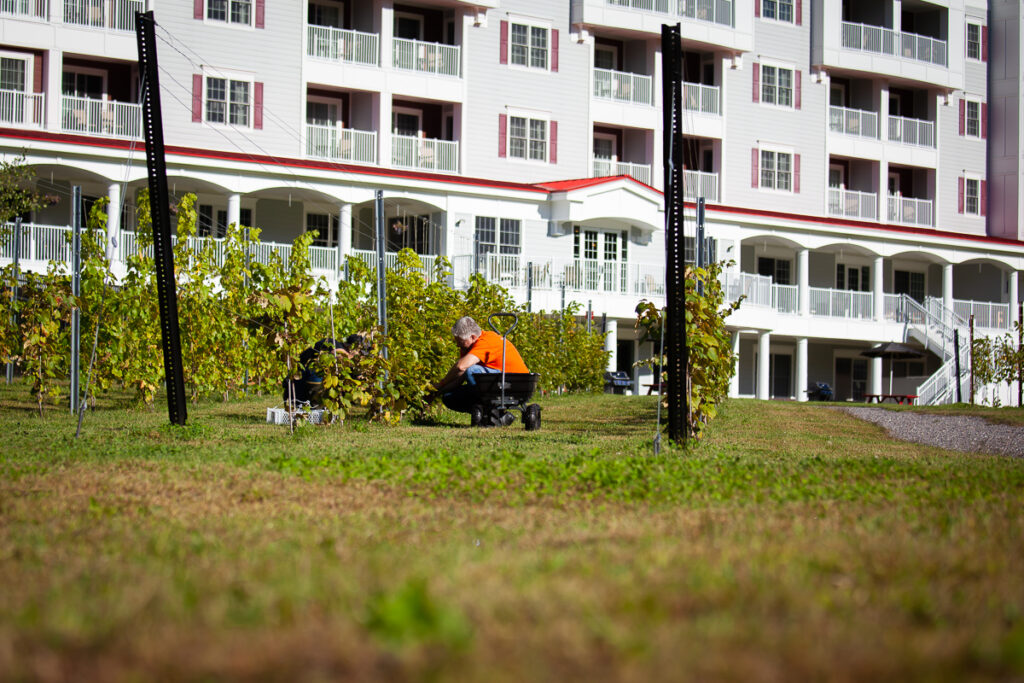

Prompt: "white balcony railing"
[954,299,1011,330]
[351,249,440,283]
[307,25,380,66]
[593,68,653,106]
[841,21,947,67]
[809,287,874,319]
[391,135,458,173]
[828,105,878,138]
[0,89,45,128]
[1,0,48,20]
[772,284,799,314]
[721,270,771,308]
[888,115,935,147]
[1,223,92,264]
[606,0,734,28]
[887,194,933,227]
[683,170,719,202]
[392,37,460,77]
[305,124,377,165]
[63,0,143,31]
[683,81,720,115]
[61,95,142,138]
[828,188,877,220]
[593,157,652,186]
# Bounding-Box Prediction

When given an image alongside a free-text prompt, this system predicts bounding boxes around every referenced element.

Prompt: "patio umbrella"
[861,342,925,394]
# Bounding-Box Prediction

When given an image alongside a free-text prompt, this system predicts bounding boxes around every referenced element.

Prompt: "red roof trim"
[537,174,656,192]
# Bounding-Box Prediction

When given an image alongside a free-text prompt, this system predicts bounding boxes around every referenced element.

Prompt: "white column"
[870,356,883,395]
[798,248,809,316]
[1010,270,1020,328]
[338,202,352,257]
[796,337,808,402]
[46,49,61,133]
[729,331,740,398]
[227,193,241,229]
[943,262,954,319]
[757,331,770,400]
[604,320,617,372]
[106,182,121,262]
[379,5,394,168]
[873,255,884,321]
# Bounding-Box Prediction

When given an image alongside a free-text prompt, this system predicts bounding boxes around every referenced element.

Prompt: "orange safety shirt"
[467,330,529,373]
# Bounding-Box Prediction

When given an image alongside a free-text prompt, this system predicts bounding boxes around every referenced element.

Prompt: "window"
[307,213,338,247]
[510,22,548,69]
[198,204,214,237]
[966,23,981,60]
[894,270,925,303]
[206,77,250,126]
[509,115,547,161]
[964,178,980,215]
[207,0,251,25]
[758,257,791,285]
[474,216,520,266]
[760,150,792,191]
[836,264,871,292]
[965,100,980,137]
[0,57,26,93]
[0,56,28,124]
[761,65,793,107]
[62,70,104,99]
[762,0,794,23]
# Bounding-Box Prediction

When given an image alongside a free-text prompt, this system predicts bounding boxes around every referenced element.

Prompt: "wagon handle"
[488,312,518,337]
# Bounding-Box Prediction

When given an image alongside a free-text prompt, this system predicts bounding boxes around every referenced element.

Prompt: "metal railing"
[593,68,653,105]
[828,188,877,220]
[772,284,799,313]
[306,24,380,66]
[887,194,933,227]
[61,95,142,138]
[893,294,971,405]
[721,270,771,307]
[683,170,719,201]
[0,89,45,128]
[888,115,935,147]
[808,287,873,319]
[954,298,1011,330]
[1,223,89,263]
[1,0,48,20]
[351,249,440,283]
[305,124,377,164]
[63,0,142,31]
[392,37,460,77]
[592,157,652,186]
[391,135,458,173]
[683,81,720,115]
[841,21,947,67]
[605,0,733,27]
[828,105,878,138]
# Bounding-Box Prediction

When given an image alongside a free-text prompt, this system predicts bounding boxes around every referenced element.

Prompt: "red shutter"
[253,82,263,129]
[958,177,965,213]
[255,0,264,28]
[981,102,987,139]
[498,113,507,157]
[959,98,965,135]
[551,29,559,72]
[795,70,801,109]
[796,0,802,25]
[549,120,557,163]
[980,180,987,216]
[194,0,203,19]
[752,62,760,102]
[793,154,800,193]
[500,20,508,64]
[33,54,43,93]
[751,148,759,188]
[982,26,988,61]
[754,0,760,17]
[192,74,203,122]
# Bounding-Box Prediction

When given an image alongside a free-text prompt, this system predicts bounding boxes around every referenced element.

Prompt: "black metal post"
[969,314,975,404]
[526,261,533,313]
[6,217,21,383]
[662,23,687,443]
[136,10,187,425]
[374,190,388,349]
[696,197,706,295]
[70,186,81,415]
[954,329,963,403]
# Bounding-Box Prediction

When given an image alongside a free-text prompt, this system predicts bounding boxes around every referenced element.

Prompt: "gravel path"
[839,407,1024,458]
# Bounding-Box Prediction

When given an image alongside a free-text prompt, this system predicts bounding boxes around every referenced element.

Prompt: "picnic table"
[644,382,666,395]
[863,393,918,405]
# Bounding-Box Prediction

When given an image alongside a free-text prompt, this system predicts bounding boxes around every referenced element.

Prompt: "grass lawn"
[1,384,1023,682]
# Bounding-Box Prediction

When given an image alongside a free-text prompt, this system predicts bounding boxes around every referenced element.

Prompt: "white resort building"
[0,0,1022,403]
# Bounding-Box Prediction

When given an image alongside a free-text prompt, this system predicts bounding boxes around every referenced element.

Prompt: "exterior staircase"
[893,294,971,405]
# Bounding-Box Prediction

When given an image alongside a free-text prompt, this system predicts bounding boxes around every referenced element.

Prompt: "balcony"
[392,38,460,77]
[593,157,652,186]
[305,124,377,165]
[683,169,718,201]
[809,287,873,319]
[307,25,380,67]
[1,0,48,19]
[887,194,933,227]
[683,82,720,115]
[841,21,947,67]
[391,134,458,173]
[0,89,45,128]
[606,0,734,28]
[828,188,877,220]
[593,68,652,106]
[887,115,934,147]
[953,299,1011,331]
[63,0,143,31]
[61,95,142,139]
[721,271,771,307]
[829,105,878,138]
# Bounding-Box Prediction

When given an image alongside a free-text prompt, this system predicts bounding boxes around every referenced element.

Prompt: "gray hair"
[452,316,481,341]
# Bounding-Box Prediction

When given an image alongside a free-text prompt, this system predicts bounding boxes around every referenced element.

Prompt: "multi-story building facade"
[0,0,1021,403]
